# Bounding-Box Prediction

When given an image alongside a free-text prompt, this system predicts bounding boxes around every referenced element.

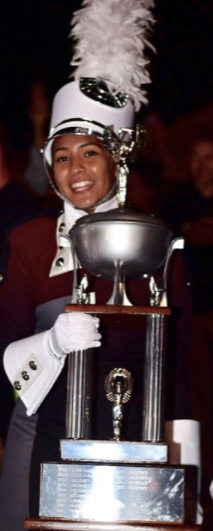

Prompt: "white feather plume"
[70,0,155,111]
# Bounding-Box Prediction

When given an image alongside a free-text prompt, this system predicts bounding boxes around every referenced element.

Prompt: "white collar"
[49,195,118,277]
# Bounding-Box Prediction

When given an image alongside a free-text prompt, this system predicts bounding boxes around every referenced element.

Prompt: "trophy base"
[24,518,200,530]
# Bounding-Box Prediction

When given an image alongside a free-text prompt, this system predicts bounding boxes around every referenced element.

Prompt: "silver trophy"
[66,128,181,444]
[25,129,197,530]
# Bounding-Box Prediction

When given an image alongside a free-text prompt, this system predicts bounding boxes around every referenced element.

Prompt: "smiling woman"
[0,0,200,529]
[51,135,116,210]
[0,0,155,524]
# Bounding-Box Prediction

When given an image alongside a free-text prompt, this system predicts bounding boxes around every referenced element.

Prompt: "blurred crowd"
[1,84,213,529]
[0,79,61,467]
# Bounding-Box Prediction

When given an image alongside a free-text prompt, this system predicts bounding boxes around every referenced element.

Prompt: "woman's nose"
[70,156,84,174]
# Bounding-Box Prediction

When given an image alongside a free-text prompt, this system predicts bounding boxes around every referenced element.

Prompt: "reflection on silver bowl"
[69,209,173,280]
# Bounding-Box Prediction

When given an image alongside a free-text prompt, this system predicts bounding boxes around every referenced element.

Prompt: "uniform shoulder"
[9,208,60,242]
[0,207,62,283]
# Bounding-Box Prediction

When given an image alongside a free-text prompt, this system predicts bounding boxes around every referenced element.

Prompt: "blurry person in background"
[0,128,43,251]
[23,79,52,200]
[158,131,213,530]
[188,132,213,202]
[0,77,60,210]
[144,112,179,191]
[127,161,160,214]
[0,122,45,473]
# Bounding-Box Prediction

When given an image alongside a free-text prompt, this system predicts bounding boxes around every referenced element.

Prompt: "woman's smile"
[70,179,94,192]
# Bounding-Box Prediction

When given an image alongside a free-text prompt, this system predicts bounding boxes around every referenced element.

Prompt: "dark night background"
[0,0,213,129]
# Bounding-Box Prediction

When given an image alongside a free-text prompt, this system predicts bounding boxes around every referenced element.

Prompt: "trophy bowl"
[69,209,173,280]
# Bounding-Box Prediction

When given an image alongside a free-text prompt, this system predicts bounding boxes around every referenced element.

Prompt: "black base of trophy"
[24,519,200,530]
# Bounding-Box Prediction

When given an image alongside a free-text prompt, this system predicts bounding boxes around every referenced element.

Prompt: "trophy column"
[142,313,166,443]
[66,348,94,440]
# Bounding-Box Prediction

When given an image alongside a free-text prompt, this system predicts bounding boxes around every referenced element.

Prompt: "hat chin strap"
[87,181,118,210]
[48,173,118,212]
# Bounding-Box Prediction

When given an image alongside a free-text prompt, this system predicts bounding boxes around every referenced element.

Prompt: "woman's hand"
[47,312,101,360]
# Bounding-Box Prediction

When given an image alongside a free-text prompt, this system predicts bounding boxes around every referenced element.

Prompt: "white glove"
[4,313,101,416]
[47,312,101,360]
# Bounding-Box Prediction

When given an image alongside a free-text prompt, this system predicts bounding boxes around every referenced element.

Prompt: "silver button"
[56,257,64,267]
[0,273,3,282]
[59,223,65,233]
[29,360,37,370]
[22,371,30,381]
[14,381,22,391]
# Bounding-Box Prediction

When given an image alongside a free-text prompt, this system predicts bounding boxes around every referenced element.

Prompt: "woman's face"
[52,134,116,210]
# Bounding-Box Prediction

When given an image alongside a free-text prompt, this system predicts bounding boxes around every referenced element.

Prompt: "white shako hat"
[44,0,155,166]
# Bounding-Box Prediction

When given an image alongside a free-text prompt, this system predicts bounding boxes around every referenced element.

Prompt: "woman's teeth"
[71,180,92,190]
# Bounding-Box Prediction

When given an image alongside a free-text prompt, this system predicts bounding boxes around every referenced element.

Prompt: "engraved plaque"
[60,440,168,463]
[40,463,184,523]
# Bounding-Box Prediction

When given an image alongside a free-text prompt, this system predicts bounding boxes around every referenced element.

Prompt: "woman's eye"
[55,155,69,163]
[85,150,98,157]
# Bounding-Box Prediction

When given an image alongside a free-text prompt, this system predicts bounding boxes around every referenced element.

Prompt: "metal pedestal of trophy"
[25,131,199,531]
